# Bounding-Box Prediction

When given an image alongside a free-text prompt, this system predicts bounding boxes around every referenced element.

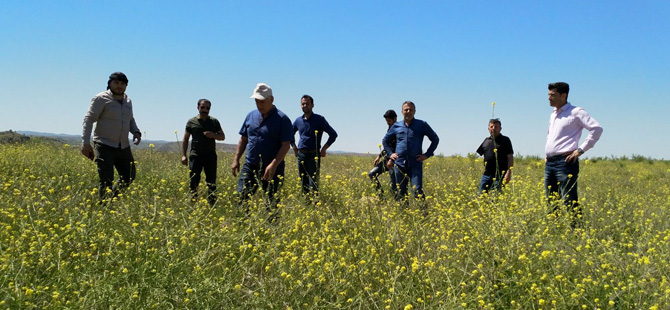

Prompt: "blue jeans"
[297,151,320,194]
[93,142,136,201]
[544,155,579,207]
[478,174,503,194]
[393,164,424,201]
[189,153,217,204]
[237,161,285,212]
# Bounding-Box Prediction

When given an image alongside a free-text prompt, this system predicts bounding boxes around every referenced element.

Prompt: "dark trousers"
[94,142,136,201]
[368,161,397,196]
[189,153,217,204]
[297,151,320,194]
[393,164,424,201]
[237,161,285,212]
[545,155,582,225]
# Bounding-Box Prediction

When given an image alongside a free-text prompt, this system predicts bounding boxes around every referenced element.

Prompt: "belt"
[546,155,566,162]
[546,151,574,162]
[298,149,318,154]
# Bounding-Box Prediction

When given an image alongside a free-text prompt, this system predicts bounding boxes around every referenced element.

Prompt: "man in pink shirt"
[545,82,603,227]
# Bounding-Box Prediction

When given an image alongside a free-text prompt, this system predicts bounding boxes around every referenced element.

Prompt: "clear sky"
[2,1,669,159]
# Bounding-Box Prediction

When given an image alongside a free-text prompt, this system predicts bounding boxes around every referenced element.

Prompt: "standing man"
[181,99,225,205]
[291,94,338,195]
[545,82,603,225]
[81,72,142,202]
[232,83,293,219]
[383,101,439,205]
[368,109,397,196]
[476,118,514,194]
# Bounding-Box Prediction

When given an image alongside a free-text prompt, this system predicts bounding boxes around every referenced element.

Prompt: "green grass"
[1,141,670,309]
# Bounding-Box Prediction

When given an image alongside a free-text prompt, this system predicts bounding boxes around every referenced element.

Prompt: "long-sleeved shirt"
[383,118,439,168]
[239,106,294,166]
[82,90,140,148]
[545,102,603,157]
[292,113,338,151]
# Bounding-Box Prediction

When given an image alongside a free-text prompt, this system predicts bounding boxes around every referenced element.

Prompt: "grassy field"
[1,140,670,309]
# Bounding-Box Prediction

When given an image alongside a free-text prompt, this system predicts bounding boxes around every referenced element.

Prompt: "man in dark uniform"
[476,118,514,194]
[181,99,225,205]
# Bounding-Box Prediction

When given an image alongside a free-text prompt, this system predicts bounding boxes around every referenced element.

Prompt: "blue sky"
[2,1,669,159]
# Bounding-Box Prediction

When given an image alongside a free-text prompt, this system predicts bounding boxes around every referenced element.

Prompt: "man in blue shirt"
[291,94,338,195]
[231,83,294,219]
[383,101,439,206]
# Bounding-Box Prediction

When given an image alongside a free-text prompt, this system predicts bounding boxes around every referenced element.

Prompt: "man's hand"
[373,155,381,166]
[416,154,428,162]
[81,144,95,161]
[320,149,327,158]
[231,160,240,177]
[293,148,299,157]
[386,153,398,170]
[263,162,277,181]
[503,172,512,184]
[204,131,215,139]
[181,155,188,166]
[133,132,142,145]
[565,150,580,163]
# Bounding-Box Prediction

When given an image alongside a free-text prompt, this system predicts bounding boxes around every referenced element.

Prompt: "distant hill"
[0,130,31,144]
[8,130,365,155]
[14,130,238,153]
[0,130,65,145]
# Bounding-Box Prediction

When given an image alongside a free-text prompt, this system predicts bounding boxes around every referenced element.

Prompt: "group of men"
[82,72,603,223]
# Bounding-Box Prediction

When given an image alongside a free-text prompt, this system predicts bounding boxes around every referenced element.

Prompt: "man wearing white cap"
[232,83,294,219]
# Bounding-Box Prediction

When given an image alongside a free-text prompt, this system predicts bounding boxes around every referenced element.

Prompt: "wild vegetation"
[1,140,669,309]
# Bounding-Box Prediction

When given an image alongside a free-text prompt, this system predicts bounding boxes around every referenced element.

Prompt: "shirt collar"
[555,102,572,113]
[106,89,125,103]
[259,106,278,119]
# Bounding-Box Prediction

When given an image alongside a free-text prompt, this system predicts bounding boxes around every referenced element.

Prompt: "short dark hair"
[197,99,211,107]
[301,94,314,105]
[383,109,397,119]
[402,100,415,109]
[548,82,570,98]
[489,118,501,126]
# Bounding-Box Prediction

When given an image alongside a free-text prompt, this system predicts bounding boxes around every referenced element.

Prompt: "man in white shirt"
[545,82,603,226]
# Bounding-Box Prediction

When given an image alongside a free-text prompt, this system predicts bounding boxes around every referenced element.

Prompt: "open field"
[1,140,670,309]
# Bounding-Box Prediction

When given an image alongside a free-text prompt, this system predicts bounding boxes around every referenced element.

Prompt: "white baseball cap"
[250,83,273,100]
